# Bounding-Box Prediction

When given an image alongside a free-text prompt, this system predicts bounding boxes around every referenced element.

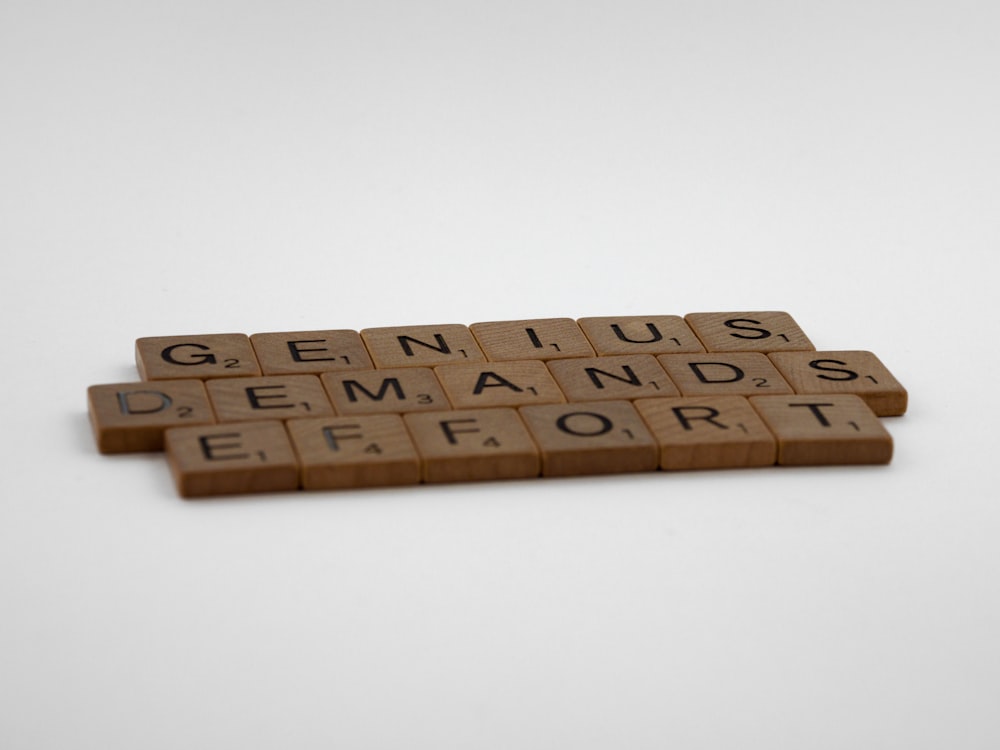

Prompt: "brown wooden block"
[749,394,893,465]
[87,380,216,453]
[470,318,596,361]
[206,375,334,422]
[767,350,908,416]
[403,408,540,483]
[577,315,706,356]
[135,334,262,380]
[684,312,814,352]
[361,324,486,368]
[321,368,451,415]
[546,354,680,402]
[250,330,373,375]
[165,420,300,497]
[434,360,566,409]
[518,400,658,477]
[657,352,794,397]
[286,415,420,489]
[634,396,776,470]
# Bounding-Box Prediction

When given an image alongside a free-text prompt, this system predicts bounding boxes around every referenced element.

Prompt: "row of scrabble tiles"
[87,313,907,497]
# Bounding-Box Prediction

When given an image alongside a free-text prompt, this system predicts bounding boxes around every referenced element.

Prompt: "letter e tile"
[206,375,334,422]
[250,330,373,375]
[165,421,300,497]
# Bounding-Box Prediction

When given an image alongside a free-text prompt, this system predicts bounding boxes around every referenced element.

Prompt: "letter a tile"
[634,396,776,470]
[434,361,566,409]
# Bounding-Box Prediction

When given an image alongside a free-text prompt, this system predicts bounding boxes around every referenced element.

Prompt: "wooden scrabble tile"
[470,318,596,361]
[657,353,794,397]
[749,394,893,465]
[165,420,300,497]
[135,334,262,380]
[87,379,216,453]
[684,312,814,352]
[767,350,908,416]
[250,330,373,375]
[206,375,334,422]
[321,367,451,415]
[518,400,658,477]
[286,415,420,489]
[546,354,680,402]
[577,315,706,355]
[361,324,486,368]
[403,408,540,483]
[633,396,776,470]
[434,360,566,409]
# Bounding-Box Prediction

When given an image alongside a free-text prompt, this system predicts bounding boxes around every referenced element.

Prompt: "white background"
[2,1,999,748]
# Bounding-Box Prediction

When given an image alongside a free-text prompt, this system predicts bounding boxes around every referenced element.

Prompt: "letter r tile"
[634,396,776,470]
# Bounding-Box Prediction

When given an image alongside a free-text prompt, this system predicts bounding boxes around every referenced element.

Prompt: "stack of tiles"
[87,313,907,497]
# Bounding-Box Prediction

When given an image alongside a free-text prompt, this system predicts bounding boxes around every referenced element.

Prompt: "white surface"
[2,2,998,748]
